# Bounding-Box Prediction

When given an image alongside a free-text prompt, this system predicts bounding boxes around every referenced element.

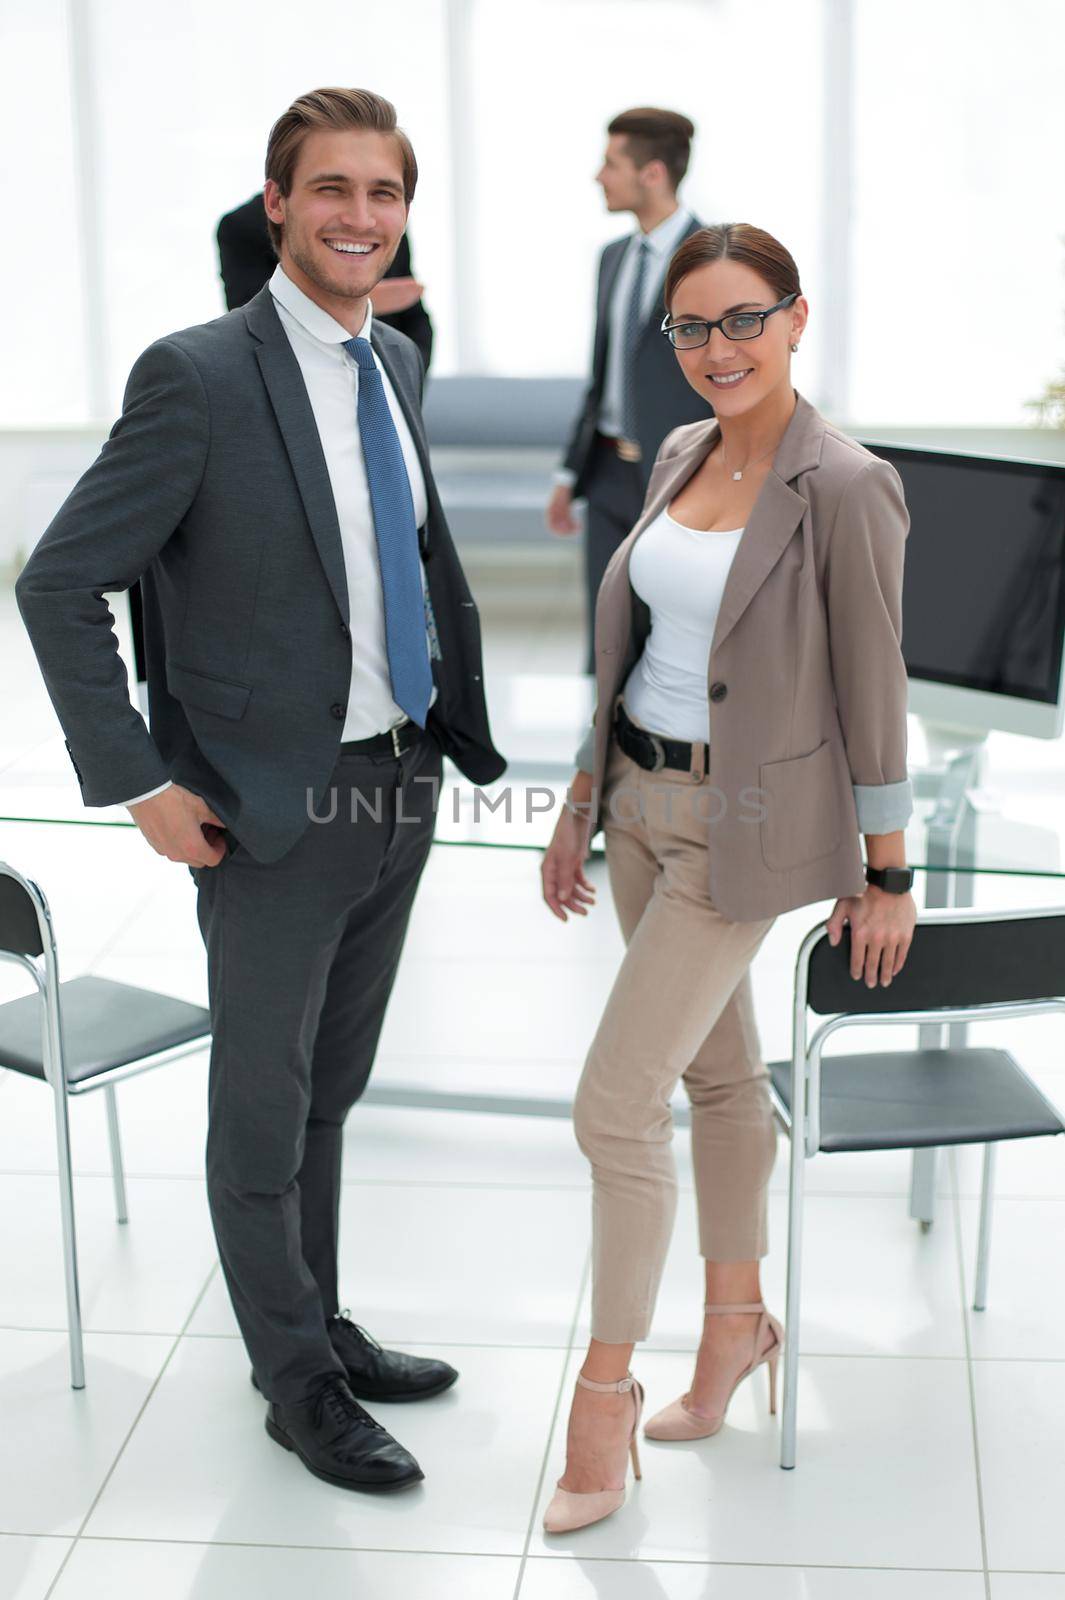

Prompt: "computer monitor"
[859,441,1065,740]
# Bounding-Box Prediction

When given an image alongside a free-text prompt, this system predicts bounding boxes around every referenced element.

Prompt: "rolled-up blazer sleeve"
[824,458,914,835]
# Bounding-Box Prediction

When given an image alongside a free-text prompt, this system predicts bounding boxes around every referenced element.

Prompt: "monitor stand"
[908,719,990,1230]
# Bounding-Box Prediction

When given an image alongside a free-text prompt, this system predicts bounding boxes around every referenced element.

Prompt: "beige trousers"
[574,732,778,1344]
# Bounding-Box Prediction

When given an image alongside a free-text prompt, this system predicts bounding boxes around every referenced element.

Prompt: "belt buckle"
[647,733,666,772]
[616,437,642,463]
[391,724,404,757]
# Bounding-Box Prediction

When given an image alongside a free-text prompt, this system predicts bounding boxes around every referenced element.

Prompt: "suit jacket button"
[330,703,346,720]
[339,623,350,638]
[709,681,728,703]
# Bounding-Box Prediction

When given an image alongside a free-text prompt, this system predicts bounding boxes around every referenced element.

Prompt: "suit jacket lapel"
[598,238,628,317]
[593,239,628,384]
[244,288,350,626]
[711,471,807,652]
[729,389,827,652]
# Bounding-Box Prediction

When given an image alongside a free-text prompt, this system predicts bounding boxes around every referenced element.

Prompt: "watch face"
[877,867,913,893]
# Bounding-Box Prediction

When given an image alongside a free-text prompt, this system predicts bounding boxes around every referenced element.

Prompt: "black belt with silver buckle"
[340,719,421,758]
[614,702,703,773]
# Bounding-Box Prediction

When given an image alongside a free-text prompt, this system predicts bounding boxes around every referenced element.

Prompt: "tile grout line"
[41,1260,220,1600]
[949,1148,993,1600]
[6,1530,1013,1573]
[8,1524,1055,1572]
[10,1160,1044,1202]
[2,1321,1034,1359]
[512,1247,591,1600]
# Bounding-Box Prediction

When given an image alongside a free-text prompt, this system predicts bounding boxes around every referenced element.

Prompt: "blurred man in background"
[546,108,709,671]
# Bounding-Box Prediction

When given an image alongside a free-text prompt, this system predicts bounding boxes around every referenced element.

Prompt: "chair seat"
[767,1047,1065,1152]
[0,974,210,1087]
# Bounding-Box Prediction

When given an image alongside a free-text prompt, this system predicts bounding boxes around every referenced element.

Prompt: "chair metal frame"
[0,862,210,1389]
[773,900,1065,1471]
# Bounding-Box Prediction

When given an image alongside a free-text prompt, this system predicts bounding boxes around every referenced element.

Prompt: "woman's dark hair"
[664,223,802,313]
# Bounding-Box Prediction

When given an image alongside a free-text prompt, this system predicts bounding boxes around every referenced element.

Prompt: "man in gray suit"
[545,107,711,670]
[17,87,505,1494]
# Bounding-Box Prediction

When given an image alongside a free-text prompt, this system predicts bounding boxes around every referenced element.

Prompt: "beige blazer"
[577,389,913,923]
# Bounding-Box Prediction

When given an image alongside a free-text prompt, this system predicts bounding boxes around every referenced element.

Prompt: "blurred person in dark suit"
[218,190,434,373]
[547,108,710,671]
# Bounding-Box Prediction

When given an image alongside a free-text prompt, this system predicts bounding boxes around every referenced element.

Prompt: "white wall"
[1,0,1063,430]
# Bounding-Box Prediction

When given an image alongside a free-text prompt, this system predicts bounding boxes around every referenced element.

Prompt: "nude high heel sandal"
[643,1301,783,1442]
[542,1371,645,1534]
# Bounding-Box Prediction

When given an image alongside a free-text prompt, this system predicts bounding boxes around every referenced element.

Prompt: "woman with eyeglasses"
[539,223,916,1534]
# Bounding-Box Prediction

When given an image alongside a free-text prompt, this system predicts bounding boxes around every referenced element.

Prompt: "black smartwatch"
[865,865,914,895]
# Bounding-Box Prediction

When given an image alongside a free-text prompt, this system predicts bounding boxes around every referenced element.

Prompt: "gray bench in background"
[423,376,583,544]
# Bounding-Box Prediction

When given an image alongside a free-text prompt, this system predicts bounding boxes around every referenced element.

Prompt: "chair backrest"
[806,908,1065,1017]
[0,865,46,959]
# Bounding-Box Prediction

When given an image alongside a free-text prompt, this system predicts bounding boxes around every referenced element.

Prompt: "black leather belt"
[340,719,421,757]
[614,702,706,773]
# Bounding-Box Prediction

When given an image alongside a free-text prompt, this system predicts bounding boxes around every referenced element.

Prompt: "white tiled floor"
[2,574,1065,1596]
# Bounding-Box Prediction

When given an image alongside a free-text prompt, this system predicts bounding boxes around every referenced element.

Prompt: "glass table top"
[2,674,1065,881]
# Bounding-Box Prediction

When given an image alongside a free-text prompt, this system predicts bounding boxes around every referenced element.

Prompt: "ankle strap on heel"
[576,1371,636,1393]
[704,1301,765,1315]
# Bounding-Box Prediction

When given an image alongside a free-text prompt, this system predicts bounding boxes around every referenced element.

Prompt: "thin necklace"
[719,437,781,481]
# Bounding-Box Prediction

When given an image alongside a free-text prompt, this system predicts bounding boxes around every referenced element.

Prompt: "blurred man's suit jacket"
[561,215,711,496]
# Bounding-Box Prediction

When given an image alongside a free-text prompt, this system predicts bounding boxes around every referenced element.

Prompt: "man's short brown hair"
[264,87,418,256]
[607,107,695,192]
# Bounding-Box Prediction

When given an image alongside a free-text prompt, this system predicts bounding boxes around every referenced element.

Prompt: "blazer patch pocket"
[166,661,252,721]
[758,738,841,873]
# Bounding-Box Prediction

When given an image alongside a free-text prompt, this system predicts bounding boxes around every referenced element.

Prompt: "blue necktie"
[620,239,651,443]
[343,336,433,728]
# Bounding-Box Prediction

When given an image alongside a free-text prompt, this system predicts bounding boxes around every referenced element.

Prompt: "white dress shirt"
[555,205,694,489]
[123,264,434,807]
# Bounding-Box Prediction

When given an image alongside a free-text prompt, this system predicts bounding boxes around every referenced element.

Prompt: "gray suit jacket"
[576,392,914,922]
[561,215,712,496]
[16,286,505,862]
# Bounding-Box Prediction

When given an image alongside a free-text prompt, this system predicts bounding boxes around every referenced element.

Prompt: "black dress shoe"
[328,1311,459,1403]
[265,1373,424,1493]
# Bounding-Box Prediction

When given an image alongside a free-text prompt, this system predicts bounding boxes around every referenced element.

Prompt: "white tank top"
[622,506,744,743]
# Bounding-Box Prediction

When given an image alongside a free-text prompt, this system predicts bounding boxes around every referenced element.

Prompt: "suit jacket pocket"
[166,661,252,721]
[758,738,841,872]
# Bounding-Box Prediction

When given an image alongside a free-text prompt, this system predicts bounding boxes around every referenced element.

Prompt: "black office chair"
[769,904,1065,1469]
[0,860,211,1388]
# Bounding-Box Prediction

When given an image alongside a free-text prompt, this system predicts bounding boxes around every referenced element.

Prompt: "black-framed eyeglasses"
[660,292,799,350]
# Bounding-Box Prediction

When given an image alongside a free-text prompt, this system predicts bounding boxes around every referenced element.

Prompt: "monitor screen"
[862,444,1065,705]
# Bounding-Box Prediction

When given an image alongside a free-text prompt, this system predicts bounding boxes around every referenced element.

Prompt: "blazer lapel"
[713,391,825,651]
[592,239,628,383]
[244,288,350,626]
[710,471,807,652]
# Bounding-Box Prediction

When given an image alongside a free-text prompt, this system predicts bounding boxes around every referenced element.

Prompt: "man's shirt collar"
[634,204,694,258]
[269,263,374,346]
